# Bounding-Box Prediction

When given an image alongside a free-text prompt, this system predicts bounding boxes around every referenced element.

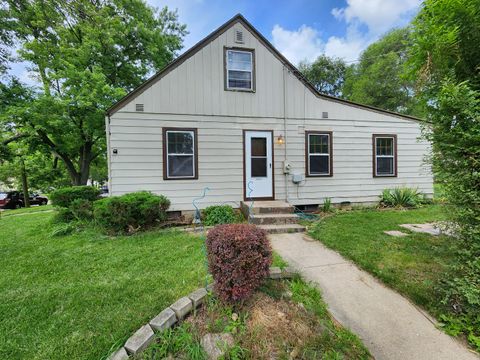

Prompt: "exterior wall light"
[276,134,285,145]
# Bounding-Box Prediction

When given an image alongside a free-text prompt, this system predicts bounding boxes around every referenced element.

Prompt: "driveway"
[270,233,479,360]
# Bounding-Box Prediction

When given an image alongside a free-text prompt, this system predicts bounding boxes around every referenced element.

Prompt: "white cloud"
[332,0,421,35]
[271,24,324,65]
[273,0,421,64]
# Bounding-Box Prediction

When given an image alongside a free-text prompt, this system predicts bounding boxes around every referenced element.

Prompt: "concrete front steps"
[240,200,305,234]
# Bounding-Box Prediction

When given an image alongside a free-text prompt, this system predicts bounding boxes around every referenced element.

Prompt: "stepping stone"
[169,297,193,320]
[188,288,208,308]
[108,347,129,360]
[200,333,234,360]
[400,223,441,236]
[269,267,282,279]
[384,230,408,237]
[150,307,177,332]
[124,324,155,355]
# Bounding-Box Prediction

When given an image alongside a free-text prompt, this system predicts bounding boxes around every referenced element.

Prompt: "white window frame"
[374,135,396,177]
[226,49,254,91]
[164,129,196,180]
[307,132,331,176]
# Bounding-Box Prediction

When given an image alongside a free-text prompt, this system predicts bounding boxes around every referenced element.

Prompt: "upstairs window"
[225,48,254,91]
[373,134,397,177]
[306,131,332,177]
[163,128,198,180]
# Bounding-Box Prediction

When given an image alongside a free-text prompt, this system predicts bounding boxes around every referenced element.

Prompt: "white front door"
[244,131,274,199]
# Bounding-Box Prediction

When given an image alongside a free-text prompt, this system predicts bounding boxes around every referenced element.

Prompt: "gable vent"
[135,103,144,112]
[234,29,244,44]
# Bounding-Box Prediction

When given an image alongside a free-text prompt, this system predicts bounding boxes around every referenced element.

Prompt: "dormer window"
[225,48,255,92]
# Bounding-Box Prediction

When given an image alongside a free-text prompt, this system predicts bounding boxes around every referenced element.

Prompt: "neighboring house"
[106,14,433,214]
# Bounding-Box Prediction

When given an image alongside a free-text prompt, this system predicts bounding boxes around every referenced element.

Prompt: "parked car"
[0,191,48,209]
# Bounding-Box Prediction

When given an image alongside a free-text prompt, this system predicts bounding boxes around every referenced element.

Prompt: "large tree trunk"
[20,157,30,207]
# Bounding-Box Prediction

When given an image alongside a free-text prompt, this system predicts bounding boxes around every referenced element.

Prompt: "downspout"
[283,66,289,203]
[105,114,112,196]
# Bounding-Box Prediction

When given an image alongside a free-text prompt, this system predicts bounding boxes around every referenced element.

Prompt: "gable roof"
[107,14,421,122]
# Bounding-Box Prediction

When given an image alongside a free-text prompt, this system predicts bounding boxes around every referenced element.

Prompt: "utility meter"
[283,161,292,174]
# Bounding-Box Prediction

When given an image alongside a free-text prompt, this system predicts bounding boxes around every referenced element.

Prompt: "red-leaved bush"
[206,223,272,303]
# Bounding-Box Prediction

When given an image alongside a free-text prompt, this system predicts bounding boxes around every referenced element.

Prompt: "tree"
[2,0,186,185]
[408,0,480,348]
[299,55,347,97]
[343,28,423,116]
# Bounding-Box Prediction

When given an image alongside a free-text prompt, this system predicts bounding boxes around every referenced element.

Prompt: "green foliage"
[202,205,239,226]
[138,323,206,360]
[407,1,480,349]
[50,186,100,208]
[379,187,424,208]
[50,222,76,237]
[69,198,94,221]
[343,28,423,116]
[319,198,333,213]
[299,55,347,97]
[93,191,170,234]
[1,1,186,185]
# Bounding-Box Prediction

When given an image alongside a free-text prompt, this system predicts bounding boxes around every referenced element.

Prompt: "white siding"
[108,20,433,211]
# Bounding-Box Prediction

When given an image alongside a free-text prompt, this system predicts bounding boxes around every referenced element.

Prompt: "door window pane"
[309,155,329,174]
[251,137,266,156]
[251,157,267,177]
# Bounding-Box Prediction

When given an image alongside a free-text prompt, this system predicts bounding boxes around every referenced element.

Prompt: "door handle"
[269,163,272,168]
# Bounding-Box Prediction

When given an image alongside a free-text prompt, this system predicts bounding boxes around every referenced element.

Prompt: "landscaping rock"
[384,230,408,237]
[169,297,193,320]
[188,288,208,308]
[200,333,234,360]
[108,347,129,360]
[150,307,177,332]
[399,223,441,236]
[282,266,297,278]
[124,324,155,355]
[269,267,282,279]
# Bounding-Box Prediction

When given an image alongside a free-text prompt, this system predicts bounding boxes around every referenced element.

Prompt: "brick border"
[108,267,296,359]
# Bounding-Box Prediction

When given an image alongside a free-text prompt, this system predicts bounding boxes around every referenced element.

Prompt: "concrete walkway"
[270,233,479,360]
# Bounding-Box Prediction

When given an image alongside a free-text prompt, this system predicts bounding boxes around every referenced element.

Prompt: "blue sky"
[156,0,421,64]
[11,0,421,84]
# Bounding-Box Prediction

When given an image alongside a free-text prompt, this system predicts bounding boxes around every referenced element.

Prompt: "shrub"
[206,224,272,303]
[70,198,94,221]
[93,191,170,234]
[319,198,332,213]
[50,186,100,208]
[203,205,238,226]
[379,187,424,208]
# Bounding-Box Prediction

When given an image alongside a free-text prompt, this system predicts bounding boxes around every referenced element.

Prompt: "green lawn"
[308,205,455,314]
[1,204,53,217]
[0,211,206,360]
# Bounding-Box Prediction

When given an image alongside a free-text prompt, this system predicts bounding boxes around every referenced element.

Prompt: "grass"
[139,277,370,359]
[0,204,53,217]
[0,211,206,360]
[308,204,456,316]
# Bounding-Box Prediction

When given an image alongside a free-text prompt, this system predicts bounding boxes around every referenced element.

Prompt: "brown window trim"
[372,134,397,178]
[163,127,199,180]
[305,131,333,177]
[224,47,256,93]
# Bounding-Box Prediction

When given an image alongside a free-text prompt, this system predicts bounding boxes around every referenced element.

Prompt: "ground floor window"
[306,131,332,177]
[163,128,198,180]
[373,134,397,177]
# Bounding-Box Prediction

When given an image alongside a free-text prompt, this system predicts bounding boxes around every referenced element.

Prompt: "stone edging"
[108,266,297,360]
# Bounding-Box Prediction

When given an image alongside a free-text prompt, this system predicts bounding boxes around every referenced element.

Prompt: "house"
[105,14,433,218]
